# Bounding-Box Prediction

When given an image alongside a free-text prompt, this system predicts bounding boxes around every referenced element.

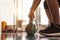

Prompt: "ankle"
[51,23,60,28]
[54,23,60,26]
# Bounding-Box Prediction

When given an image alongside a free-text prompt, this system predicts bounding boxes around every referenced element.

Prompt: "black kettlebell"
[25,20,37,35]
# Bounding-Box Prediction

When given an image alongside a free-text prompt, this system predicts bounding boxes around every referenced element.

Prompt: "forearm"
[29,0,41,20]
[30,0,41,12]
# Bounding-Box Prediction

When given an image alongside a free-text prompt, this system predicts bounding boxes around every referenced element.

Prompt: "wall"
[0,0,14,31]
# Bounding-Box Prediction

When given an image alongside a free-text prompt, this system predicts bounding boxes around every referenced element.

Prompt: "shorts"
[44,0,60,9]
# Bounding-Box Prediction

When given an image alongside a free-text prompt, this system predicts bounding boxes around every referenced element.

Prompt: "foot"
[39,23,60,36]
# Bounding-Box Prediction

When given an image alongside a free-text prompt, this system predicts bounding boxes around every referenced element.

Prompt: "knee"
[44,1,49,9]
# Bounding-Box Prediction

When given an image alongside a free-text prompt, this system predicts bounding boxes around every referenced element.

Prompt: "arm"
[29,0,41,20]
[30,0,41,12]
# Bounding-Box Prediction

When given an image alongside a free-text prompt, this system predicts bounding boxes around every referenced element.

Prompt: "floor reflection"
[1,32,60,40]
[1,33,6,40]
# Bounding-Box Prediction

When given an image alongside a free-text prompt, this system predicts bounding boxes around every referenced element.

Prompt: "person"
[28,0,60,36]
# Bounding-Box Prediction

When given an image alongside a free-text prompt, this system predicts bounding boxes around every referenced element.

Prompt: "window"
[17,0,48,25]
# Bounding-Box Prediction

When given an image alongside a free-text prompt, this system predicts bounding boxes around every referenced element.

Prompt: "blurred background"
[0,0,60,40]
[0,0,48,32]
[0,1,50,40]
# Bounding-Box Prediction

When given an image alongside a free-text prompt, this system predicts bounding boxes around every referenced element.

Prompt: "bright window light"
[18,0,48,25]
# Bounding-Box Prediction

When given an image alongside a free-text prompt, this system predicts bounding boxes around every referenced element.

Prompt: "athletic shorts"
[44,0,60,9]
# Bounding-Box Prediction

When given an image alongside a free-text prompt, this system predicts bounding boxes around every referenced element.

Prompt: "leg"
[46,0,59,25]
[45,9,54,24]
[44,1,54,24]
[39,1,60,36]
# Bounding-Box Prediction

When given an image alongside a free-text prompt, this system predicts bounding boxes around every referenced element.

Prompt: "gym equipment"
[25,20,37,35]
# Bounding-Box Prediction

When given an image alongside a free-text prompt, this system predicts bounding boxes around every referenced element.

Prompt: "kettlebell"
[25,20,37,35]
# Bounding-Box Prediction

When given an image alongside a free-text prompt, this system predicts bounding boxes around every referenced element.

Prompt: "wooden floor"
[1,32,60,40]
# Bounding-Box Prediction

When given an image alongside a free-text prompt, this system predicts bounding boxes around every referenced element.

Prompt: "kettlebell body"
[25,20,37,35]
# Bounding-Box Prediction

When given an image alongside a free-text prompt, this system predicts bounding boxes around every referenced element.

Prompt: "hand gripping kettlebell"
[25,20,37,35]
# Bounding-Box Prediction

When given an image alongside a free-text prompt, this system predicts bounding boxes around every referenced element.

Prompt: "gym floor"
[1,32,60,40]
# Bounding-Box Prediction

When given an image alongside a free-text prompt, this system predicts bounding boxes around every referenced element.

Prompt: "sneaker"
[39,23,60,36]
